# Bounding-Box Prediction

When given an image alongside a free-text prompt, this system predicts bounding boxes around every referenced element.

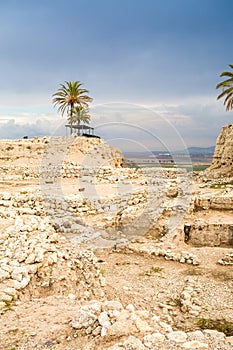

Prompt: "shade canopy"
[65,124,94,136]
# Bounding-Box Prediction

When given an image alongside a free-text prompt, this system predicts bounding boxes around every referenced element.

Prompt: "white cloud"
[0,117,63,139]
[0,100,231,153]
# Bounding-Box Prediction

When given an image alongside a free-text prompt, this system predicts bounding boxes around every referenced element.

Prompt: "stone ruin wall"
[207,124,233,177]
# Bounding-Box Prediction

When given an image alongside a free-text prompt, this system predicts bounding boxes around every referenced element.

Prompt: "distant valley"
[124,146,215,168]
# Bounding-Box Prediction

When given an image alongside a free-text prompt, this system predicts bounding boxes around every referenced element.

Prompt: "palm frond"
[217,86,233,98]
[216,64,233,112]
[219,72,233,79]
[52,80,93,119]
[68,107,91,125]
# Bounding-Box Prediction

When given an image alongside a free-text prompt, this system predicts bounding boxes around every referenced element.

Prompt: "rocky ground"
[0,136,233,350]
[1,243,233,350]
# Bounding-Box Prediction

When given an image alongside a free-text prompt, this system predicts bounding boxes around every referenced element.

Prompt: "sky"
[0,0,233,152]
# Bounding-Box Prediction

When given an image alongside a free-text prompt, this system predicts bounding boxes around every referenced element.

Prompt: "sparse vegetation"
[210,181,233,188]
[150,266,163,273]
[182,267,233,281]
[209,269,233,282]
[100,269,106,277]
[141,265,163,276]
[171,297,183,308]
[192,165,210,171]
[2,299,14,313]
[7,328,18,335]
[197,317,233,336]
[182,267,204,276]
[126,163,210,172]
[210,184,225,189]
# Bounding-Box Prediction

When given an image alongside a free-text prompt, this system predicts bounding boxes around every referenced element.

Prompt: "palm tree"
[68,107,91,135]
[52,81,93,134]
[216,64,233,111]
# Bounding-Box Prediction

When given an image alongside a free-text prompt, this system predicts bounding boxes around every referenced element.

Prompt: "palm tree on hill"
[68,106,91,135]
[216,64,233,111]
[52,81,93,134]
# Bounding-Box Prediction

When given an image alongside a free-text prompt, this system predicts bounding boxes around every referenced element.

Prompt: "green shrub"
[196,317,233,336]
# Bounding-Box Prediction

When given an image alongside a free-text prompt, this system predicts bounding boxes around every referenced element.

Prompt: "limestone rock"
[207,124,233,177]
[0,268,10,281]
[107,336,145,350]
[144,332,165,346]
[167,330,188,343]
[106,318,137,337]
[71,310,97,329]
[182,341,208,349]
[134,316,152,333]
[98,311,111,328]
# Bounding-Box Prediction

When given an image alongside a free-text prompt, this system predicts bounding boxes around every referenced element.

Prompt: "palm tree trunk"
[70,102,74,135]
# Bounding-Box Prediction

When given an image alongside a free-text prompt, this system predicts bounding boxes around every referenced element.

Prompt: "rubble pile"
[218,252,233,265]
[70,300,233,350]
[0,214,104,309]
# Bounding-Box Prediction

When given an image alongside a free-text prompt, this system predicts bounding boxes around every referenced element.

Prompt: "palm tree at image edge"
[52,81,93,134]
[216,64,233,111]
